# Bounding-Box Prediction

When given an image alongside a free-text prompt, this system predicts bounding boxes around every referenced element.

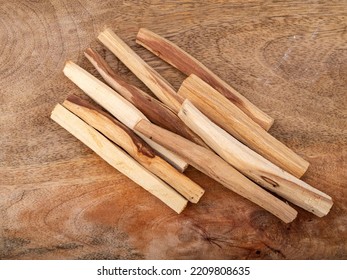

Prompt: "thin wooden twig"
[51,104,188,214]
[136,28,274,130]
[63,95,205,203]
[178,100,333,217]
[135,119,298,223]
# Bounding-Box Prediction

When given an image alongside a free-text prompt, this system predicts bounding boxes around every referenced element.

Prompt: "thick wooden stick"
[136,28,274,130]
[84,48,207,148]
[178,74,309,178]
[98,28,184,112]
[50,104,188,214]
[63,95,204,203]
[63,61,188,172]
[179,100,333,217]
[135,120,297,223]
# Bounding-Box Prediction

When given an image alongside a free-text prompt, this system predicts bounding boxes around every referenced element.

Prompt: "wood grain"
[63,95,204,203]
[134,119,298,223]
[136,28,274,130]
[50,104,188,214]
[1,0,346,259]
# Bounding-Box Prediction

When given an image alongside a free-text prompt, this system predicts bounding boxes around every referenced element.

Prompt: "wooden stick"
[135,120,297,223]
[98,28,184,113]
[84,48,207,148]
[178,74,309,178]
[50,104,188,214]
[63,95,204,203]
[136,28,274,130]
[179,100,333,217]
[63,61,188,172]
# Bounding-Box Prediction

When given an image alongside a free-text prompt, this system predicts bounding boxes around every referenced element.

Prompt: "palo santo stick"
[63,61,188,172]
[98,28,184,112]
[178,74,309,178]
[135,120,297,223]
[136,28,273,130]
[63,95,204,203]
[84,48,207,148]
[179,100,333,217]
[51,104,188,214]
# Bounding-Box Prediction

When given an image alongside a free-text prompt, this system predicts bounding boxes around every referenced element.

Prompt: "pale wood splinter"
[135,119,298,223]
[136,28,274,130]
[51,104,188,214]
[63,95,204,203]
[178,100,333,217]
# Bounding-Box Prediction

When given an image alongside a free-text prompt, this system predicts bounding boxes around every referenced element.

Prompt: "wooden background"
[1,0,346,259]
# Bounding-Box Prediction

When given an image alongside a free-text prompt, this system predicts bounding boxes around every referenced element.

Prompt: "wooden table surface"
[1,0,346,260]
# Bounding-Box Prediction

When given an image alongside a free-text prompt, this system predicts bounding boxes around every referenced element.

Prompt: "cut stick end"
[264,117,275,131]
[190,189,205,204]
[175,200,188,214]
[283,208,298,223]
[313,198,334,218]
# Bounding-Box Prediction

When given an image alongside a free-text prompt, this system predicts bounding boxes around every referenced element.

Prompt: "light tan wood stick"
[63,95,204,203]
[51,104,188,214]
[136,28,274,130]
[98,28,184,113]
[63,61,188,172]
[84,48,207,148]
[178,74,309,178]
[179,100,333,217]
[135,120,297,223]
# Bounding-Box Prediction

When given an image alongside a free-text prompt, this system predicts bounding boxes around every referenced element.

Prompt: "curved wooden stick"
[63,95,204,203]
[84,48,207,148]
[178,74,309,178]
[51,104,188,214]
[178,100,333,217]
[136,28,274,130]
[135,119,297,223]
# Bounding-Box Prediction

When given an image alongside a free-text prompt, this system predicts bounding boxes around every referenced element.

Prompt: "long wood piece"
[179,100,333,217]
[136,28,274,130]
[135,119,297,223]
[63,61,188,172]
[50,104,188,214]
[63,95,204,203]
[84,48,207,148]
[98,28,184,113]
[178,74,309,178]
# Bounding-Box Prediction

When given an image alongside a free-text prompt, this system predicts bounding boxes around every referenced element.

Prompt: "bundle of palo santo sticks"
[51,28,333,223]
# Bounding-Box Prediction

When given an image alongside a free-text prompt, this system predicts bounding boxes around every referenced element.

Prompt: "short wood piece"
[179,100,333,217]
[63,61,188,172]
[98,28,184,113]
[178,74,309,178]
[135,119,298,223]
[136,28,274,130]
[84,48,207,148]
[63,95,204,203]
[50,104,188,214]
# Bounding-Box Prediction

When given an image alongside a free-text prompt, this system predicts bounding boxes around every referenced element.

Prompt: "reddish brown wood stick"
[136,28,274,130]
[84,48,207,148]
